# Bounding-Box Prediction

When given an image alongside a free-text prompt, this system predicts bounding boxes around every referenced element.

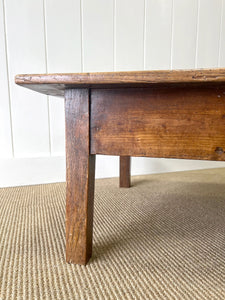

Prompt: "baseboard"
[1,156,225,187]
[0,156,66,187]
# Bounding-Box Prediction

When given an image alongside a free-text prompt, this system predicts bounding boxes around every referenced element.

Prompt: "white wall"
[0,0,225,187]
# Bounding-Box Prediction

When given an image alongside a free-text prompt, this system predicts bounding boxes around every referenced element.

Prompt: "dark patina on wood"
[15,68,225,265]
[90,87,225,161]
[15,68,225,97]
[65,89,95,265]
[120,156,131,188]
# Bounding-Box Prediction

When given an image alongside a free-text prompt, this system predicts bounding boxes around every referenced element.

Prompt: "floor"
[0,168,225,299]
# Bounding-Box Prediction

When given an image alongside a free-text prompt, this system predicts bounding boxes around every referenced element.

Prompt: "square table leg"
[65,89,95,265]
[120,156,131,188]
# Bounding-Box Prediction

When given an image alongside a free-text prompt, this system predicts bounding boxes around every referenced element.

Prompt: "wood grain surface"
[120,156,131,188]
[15,68,225,97]
[65,89,95,265]
[90,87,225,161]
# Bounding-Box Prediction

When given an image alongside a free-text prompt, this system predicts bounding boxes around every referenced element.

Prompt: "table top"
[15,68,225,97]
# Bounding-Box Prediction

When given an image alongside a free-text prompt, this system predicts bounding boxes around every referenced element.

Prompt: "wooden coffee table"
[15,69,225,265]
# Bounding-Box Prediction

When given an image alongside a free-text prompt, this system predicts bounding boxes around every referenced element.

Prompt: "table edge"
[15,68,225,86]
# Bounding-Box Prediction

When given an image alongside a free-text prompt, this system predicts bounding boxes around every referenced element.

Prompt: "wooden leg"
[120,156,131,188]
[65,89,95,265]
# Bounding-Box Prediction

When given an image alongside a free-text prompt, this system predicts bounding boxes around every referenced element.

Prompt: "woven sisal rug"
[0,168,225,299]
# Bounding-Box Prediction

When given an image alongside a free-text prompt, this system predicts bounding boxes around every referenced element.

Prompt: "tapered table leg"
[120,156,131,188]
[65,89,95,265]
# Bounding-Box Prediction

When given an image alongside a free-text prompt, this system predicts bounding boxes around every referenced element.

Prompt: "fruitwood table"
[15,69,225,265]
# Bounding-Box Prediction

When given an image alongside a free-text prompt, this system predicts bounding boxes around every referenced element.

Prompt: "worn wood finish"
[91,87,225,161]
[14,68,225,265]
[15,68,225,97]
[120,156,131,188]
[65,89,95,265]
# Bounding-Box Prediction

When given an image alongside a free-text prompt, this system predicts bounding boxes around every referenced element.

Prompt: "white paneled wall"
[44,0,82,155]
[172,0,198,69]
[0,0,12,157]
[115,0,145,71]
[221,2,225,66]
[1,0,225,187]
[4,0,50,158]
[145,0,173,70]
[82,0,114,72]
[197,0,222,68]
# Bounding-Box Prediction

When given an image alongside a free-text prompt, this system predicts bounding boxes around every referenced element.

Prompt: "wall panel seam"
[195,0,200,68]
[113,0,116,71]
[42,0,52,155]
[80,0,84,72]
[170,0,174,70]
[218,0,224,67]
[143,0,146,70]
[2,0,14,157]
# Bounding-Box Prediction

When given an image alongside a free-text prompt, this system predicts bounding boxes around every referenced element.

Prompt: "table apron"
[90,87,225,161]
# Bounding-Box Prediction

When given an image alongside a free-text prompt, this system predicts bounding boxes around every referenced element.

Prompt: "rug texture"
[0,168,225,300]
